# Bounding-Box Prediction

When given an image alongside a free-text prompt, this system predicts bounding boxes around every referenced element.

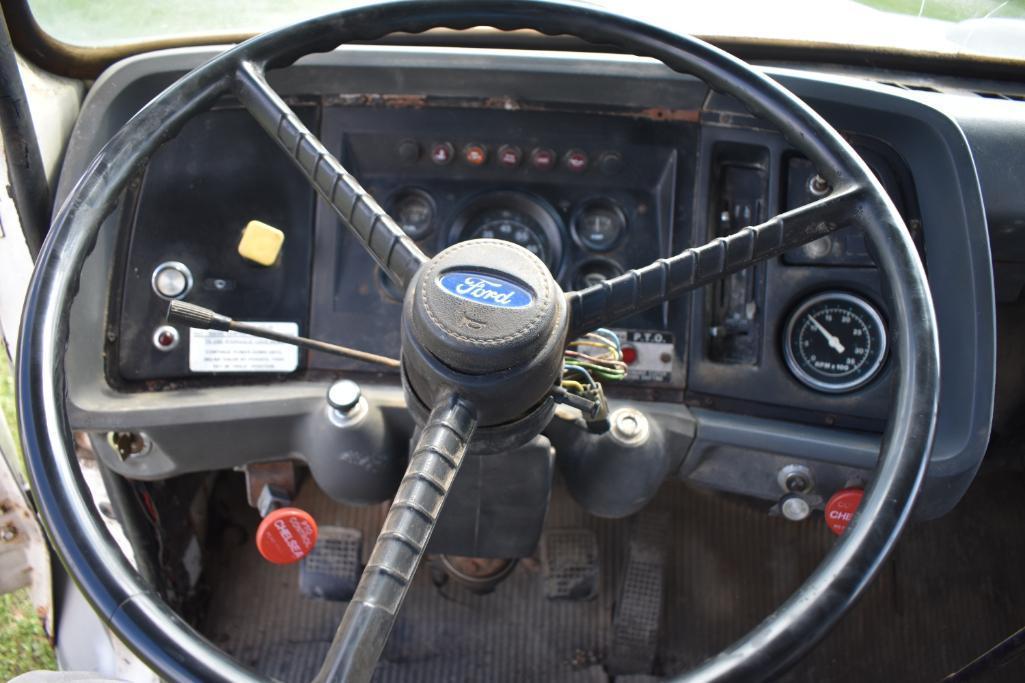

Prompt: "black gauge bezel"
[783,290,888,394]
[388,187,437,241]
[570,197,627,253]
[448,190,565,275]
[572,256,624,290]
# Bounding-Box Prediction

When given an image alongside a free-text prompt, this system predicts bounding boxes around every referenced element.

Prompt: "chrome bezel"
[151,325,181,352]
[782,291,888,394]
[150,261,194,300]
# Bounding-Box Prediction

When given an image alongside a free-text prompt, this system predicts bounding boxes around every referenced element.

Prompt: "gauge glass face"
[784,292,887,393]
[574,200,626,252]
[392,190,434,239]
[469,209,551,266]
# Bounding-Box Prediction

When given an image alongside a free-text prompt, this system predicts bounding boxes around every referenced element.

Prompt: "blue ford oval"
[438,271,534,309]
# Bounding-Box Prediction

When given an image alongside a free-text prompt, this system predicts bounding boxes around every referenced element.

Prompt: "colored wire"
[563,363,597,388]
[592,328,621,351]
[564,349,628,371]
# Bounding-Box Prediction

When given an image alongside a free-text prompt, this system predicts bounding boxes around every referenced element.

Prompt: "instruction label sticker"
[189,322,299,373]
[613,329,675,383]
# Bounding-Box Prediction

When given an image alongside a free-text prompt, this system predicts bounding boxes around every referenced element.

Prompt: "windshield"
[26,0,1025,61]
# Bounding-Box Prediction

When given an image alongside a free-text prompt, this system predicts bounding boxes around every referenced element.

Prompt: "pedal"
[540,528,600,600]
[299,525,363,601]
[607,511,668,675]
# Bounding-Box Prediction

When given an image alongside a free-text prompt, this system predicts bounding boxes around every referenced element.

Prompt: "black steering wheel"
[16,1,940,681]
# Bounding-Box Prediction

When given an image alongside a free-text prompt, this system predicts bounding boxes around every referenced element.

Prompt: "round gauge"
[470,210,550,263]
[391,189,435,240]
[573,199,626,252]
[451,192,564,272]
[573,258,624,290]
[783,291,887,393]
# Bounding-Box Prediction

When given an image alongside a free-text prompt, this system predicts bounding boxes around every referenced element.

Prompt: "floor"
[200,458,1025,682]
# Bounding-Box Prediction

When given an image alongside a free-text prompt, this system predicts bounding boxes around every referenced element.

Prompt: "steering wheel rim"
[16,1,939,681]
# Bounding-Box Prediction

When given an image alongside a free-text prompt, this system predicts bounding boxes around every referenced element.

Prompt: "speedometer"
[450,192,564,273]
[783,291,887,393]
[470,210,550,263]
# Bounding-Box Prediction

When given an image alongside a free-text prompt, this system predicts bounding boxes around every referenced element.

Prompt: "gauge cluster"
[306,104,688,387]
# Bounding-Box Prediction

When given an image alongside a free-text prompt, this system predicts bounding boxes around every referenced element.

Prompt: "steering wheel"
[16,1,940,680]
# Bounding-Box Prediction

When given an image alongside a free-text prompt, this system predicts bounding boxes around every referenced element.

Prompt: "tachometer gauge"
[783,291,887,393]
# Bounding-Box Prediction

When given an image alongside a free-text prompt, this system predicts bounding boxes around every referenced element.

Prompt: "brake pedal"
[540,528,600,600]
[299,525,363,601]
[607,511,669,675]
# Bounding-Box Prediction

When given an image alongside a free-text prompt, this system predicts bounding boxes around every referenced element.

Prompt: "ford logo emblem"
[438,271,533,309]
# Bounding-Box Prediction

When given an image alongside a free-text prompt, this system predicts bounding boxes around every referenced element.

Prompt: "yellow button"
[238,220,285,267]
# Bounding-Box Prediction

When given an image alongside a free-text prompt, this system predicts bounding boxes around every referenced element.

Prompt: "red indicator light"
[498,145,522,168]
[463,143,487,166]
[530,147,556,171]
[430,142,454,165]
[564,149,589,172]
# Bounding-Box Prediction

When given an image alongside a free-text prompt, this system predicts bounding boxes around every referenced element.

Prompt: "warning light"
[622,346,638,365]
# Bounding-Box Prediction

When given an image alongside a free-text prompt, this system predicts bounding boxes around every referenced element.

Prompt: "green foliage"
[860,0,1025,21]
[0,346,16,451]
[0,590,56,678]
[0,350,55,676]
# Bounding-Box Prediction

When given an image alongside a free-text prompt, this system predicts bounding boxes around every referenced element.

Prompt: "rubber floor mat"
[201,463,1025,682]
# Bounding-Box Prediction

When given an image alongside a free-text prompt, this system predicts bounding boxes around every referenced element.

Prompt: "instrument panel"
[111,95,919,423]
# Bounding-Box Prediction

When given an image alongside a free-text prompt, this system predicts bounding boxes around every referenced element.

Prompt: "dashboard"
[58,46,1008,520]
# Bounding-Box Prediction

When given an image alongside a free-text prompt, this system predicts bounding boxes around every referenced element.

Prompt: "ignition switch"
[777,464,814,494]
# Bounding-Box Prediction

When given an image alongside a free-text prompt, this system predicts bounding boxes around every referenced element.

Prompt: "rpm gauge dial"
[783,292,887,393]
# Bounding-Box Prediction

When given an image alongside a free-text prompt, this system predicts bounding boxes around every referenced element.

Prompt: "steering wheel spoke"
[566,183,869,336]
[233,61,427,289]
[315,395,477,683]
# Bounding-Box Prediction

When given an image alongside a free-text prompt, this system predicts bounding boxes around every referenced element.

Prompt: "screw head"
[808,174,831,196]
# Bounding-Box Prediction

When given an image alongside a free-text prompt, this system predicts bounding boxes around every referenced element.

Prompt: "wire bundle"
[562,328,626,394]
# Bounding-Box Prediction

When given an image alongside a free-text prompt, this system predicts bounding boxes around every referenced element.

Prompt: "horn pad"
[401,239,568,428]
[408,239,563,375]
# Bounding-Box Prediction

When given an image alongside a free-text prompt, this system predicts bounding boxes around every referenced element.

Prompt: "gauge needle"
[810,317,846,354]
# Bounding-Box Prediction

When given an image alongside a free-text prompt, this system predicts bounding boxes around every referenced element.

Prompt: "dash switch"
[238,220,285,266]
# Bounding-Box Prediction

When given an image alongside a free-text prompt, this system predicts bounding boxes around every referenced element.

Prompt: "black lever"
[166,300,400,369]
